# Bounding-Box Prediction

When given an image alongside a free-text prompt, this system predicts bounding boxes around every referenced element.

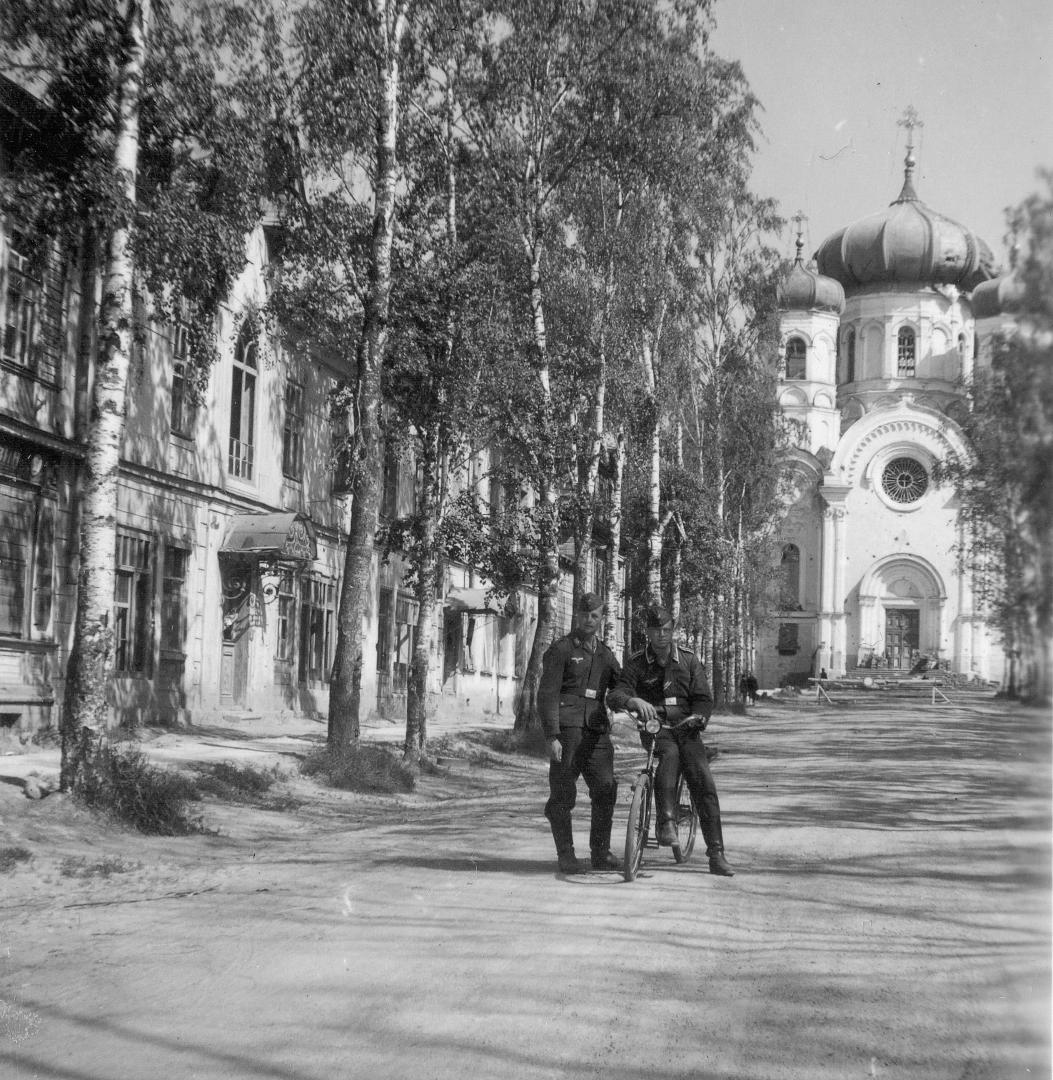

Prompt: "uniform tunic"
[539,633,621,856]
[539,633,621,738]
[609,643,727,853]
[607,642,712,721]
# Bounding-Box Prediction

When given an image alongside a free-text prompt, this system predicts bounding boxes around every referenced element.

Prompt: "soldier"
[538,592,622,874]
[608,605,734,876]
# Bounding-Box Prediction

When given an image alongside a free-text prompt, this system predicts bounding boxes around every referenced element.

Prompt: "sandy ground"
[0,697,1049,1080]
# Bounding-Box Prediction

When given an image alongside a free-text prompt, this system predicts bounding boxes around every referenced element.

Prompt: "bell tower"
[776,212,846,458]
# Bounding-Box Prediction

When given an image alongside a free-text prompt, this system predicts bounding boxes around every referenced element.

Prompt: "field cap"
[645,605,674,628]
[576,591,605,612]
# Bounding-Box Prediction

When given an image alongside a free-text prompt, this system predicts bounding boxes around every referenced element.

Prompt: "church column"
[819,486,850,675]
[817,507,835,674]
[830,506,848,674]
[884,315,896,380]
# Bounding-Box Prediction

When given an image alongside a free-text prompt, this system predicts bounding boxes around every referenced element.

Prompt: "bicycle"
[614,711,702,882]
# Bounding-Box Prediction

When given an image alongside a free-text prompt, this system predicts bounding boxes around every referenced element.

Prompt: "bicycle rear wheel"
[623,774,650,882]
[672,773,697,863]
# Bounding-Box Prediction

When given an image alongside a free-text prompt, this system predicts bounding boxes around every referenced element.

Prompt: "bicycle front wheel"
[672,773,697,863]
[623,775,650,882]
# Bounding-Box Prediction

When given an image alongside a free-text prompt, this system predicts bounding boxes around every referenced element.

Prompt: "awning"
[219,512,317,561]
[445,586,501,614]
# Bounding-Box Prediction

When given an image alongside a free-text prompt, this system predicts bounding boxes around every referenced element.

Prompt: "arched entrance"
[855,557,946,671]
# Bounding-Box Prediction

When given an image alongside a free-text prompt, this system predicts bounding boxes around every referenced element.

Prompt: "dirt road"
[1,699,1049,1079]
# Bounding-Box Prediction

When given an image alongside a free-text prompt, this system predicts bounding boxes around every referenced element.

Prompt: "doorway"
[884,608,919,670]
[220,585,251,709]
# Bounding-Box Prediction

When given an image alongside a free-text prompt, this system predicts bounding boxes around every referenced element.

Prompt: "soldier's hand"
[628,697,657,723]
[548,738,563,763]
[686,714,708,732]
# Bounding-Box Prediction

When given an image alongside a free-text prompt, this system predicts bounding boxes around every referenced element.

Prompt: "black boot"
[588,781,618,866]
[547,804,582,873]
[590,849,621,871]
[701,818,735,876]
[557,848,587,874]
[707,848,735,876]
[656,819,677,846]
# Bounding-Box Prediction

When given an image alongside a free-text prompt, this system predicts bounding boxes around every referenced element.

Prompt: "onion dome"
[972,272,1025,319]
[778,231,846,314]
[816,142,995,292]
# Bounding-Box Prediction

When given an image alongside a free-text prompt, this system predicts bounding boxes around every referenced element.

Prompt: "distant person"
[738,673,749,703]
[608,606,734,876]
[746,672,759,704]
[538,592,622,874]
[819,668,828,682]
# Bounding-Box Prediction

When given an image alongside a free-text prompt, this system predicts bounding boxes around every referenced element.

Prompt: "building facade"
[759,146,1005,687]
[0,72,630,737]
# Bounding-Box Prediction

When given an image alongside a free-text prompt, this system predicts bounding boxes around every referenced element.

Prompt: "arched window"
[780,543,801,609]
[897,326,916,377]
[784,337,806,380]
[844,329,856,383]
[229,323,258,479]
[957,333,968,364]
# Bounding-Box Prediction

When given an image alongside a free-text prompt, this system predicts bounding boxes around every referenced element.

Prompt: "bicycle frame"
[618,713,698,882]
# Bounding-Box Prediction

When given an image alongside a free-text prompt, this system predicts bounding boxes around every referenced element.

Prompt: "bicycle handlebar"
[608,710,706,733]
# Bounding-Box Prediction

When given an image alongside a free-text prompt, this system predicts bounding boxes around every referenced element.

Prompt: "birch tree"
[940,174,1053,702]
[1,0,270,786]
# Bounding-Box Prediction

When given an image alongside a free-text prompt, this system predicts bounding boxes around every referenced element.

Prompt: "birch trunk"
[404,74,457,765]
[514,236,558,733]
[60,0,151,791]
[640,333,662,604]
[405,440,440,764]
[572,180,620,604]
[602,430,625,650]
[329,1,408,749]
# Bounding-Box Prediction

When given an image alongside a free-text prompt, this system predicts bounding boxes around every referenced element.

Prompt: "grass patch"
[300,743,415,794]
[73,742,203,835]
[0,846,32,872]
[194,761,279,798]
[192,761,301,811]
[59,855,139,879]
[430,726,550,765]
[472,726,550,759]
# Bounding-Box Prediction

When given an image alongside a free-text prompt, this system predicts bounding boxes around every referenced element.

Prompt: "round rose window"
[881,457,928,504]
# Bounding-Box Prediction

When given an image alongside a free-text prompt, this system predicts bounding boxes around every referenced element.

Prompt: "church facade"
[758,139,1005,688]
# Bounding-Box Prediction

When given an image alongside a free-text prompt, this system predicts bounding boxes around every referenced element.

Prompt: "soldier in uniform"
[539,592,622,874]
[608,605,734,876]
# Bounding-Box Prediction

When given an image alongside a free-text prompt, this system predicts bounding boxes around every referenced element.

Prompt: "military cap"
[576,591,605,612]
[644,605,674,628]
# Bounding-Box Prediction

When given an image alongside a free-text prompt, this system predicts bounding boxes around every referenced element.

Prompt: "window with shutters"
[282,381,304,480]
[228,324,257,480]
[160,546,188,654]
[170,322,194,437]
[1,224,65,384]
[0,447,57,639]
[114,531,153,675]
[299,576,336,684]
[275,572,296,662]
[2,227,38,371]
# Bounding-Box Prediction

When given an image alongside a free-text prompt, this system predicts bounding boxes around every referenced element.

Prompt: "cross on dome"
[895,105,923,202]
[792,210,808,264]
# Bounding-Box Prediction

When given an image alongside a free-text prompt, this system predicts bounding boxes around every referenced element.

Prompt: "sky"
[709,0,1053,269]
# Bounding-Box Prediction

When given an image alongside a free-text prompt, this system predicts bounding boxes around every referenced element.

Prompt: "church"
[758,118,1005,688]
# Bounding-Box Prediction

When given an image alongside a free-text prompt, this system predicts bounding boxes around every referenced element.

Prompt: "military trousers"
[650,727,726,853]
[544,727,617,856]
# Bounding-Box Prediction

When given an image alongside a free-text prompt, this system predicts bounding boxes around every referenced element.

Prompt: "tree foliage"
[943,172,1053,701]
